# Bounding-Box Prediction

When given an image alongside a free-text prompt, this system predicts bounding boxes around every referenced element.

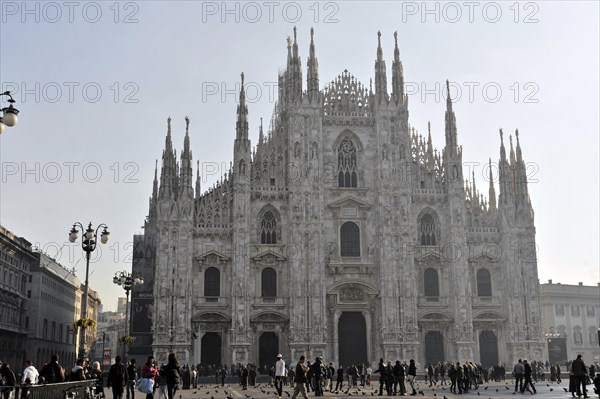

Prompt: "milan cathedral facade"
[133,29,545,368]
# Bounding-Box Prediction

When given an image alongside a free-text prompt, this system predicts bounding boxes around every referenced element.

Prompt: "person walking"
[335,365,344,391]
[513,359,524,393]
[407,359,417,396]
[126,359,137,399]
[291,356,309,399]
[572,355,589,398]
[521,360,536,394]
[141,356,159,399]
[163,353,181,399]
[376,358,387,396]
[393,360,406,395]
[107,355,128,399]
[90,361,105,399]
[275,354,286,398]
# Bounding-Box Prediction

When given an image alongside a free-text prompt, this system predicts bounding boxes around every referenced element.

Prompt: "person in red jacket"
[141,356,159,399]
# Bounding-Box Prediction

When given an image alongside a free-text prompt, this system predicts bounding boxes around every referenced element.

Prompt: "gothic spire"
[285,26,302,103]
[514,129,530,204]
[374,31,388,105]
[159,117,178,200]
[444,80,459,155]
[391,31,405,106]
[426,121,434,170]
[488,158,497,212]
[498,129,514,205]
[307,27,320,103]
[236,73,249,141]
[259,117,264,144]
[472,171,479,206]
[195,160,201,199]
[179,116,193,199]
[152,159,158,201]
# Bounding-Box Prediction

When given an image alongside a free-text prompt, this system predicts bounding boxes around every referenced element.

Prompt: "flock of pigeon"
[173,379,567,399]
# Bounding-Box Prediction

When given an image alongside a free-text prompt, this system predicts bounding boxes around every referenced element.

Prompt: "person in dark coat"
[126,359,137,399]
[375,358,388,396]
[572,355,589,398]
[107,356,128,399]
[521,360,536,394]
[90,361,105,398]
[163,353,181,399]
[393,360,406,395]
[0,363,16,399]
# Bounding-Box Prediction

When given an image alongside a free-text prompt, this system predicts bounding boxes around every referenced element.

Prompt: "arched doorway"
[259,332,279,371]
[201,332,222,367]
[479,330,499,367]
[424,331,444,364]
[338,312,367,367]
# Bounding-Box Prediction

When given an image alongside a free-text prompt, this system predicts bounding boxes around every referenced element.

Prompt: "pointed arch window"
[340,222,360,257]
[338,138,358,187]
[204,267,220,297]
[261,267,277,297]
[424,268,439,297]
[261,211,277,244]
[419,213,438,245]
[476,269,492,297]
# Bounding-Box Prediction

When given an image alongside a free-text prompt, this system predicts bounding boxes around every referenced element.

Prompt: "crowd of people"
[1,354,600,399]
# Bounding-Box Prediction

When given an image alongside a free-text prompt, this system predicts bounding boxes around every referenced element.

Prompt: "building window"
[589,328,598,345]
[573,329,583,345]
[419,213,439,245]
[43,319,48,339]
[261,267,277,298]
[260,210,277,244]
[476,269,492,297]
[338,138,358,188]
[555,304,564,316]
[586,305,595,317]
[424,268,439,297]
[51,322,56,341]
[204,267,220,297]
[340,222,360,257]
[571,305,580,317]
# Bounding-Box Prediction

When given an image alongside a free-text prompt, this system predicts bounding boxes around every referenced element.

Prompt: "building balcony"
[326,256,375,275]
[197,297,228,308]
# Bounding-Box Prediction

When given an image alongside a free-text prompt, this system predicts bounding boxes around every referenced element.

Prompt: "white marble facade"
[141,29,544,368]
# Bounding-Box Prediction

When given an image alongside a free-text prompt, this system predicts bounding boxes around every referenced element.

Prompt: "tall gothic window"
[340,222,360,257]
[476,269,492,296]
[261,210,277,244]
[419,214,438,245]
[204,267,220,297]
[424,268,439,297]
[338,138,358,187]
[261,267,277,297]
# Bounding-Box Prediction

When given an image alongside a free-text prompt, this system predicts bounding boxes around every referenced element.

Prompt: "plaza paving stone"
[169,379,593,399]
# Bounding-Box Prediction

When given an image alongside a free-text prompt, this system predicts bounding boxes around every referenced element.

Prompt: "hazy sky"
[1,1,598,311]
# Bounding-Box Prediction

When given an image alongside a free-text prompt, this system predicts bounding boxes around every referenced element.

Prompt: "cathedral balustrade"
[471,296,501,308]
[326,256,375,275]
[417,296,449,307]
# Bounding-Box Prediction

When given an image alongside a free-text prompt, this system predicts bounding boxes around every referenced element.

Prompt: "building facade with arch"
[133,29,544,368]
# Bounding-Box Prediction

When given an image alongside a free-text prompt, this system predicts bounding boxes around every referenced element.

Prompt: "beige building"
[540,281,600,365]
[135,29,545,368]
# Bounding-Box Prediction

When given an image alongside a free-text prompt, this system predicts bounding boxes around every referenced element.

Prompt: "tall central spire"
[374,31,388,105]
[286,26,303,103]
[236,73,248,141]
[444,80,458,154]
[307,27,319,103]
[391,31,405,106]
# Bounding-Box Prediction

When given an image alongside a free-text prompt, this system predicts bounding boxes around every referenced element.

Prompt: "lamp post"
[69,222,110,358]
[98,332,110,369]
[113,270,143,356]
[0,91,19,134]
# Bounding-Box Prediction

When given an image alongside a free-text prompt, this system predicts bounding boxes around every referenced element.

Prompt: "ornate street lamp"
[0,91,20,134]
[69,222,110,358]
[113,270,143,356]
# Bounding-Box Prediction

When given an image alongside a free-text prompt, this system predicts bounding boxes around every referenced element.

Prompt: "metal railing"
[2,380,98,399]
